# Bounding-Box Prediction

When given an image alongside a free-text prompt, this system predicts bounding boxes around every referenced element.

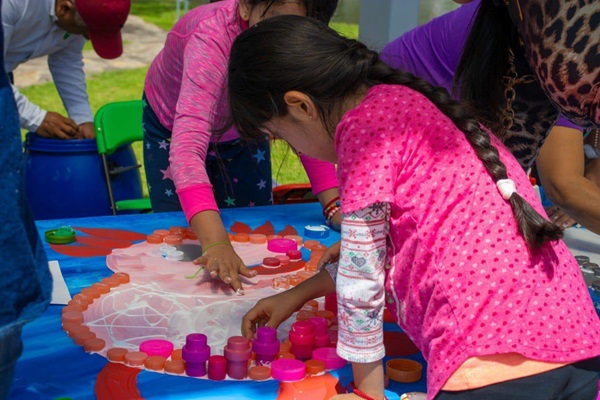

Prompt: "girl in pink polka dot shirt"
[234,16,600,400]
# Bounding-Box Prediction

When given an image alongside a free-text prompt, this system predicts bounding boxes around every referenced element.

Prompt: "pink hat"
[75,0,131,60]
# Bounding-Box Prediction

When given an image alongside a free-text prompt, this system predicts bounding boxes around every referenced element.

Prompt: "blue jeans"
[0,325,22,400]
[142,93,273,212]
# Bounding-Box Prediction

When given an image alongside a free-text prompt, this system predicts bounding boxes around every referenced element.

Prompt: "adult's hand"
[36,112,78,139]
[77,122,96,139]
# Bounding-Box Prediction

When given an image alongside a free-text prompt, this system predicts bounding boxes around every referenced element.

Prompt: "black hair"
[246,0,338,24]
[228,15,562,248]
[453,0,521,134]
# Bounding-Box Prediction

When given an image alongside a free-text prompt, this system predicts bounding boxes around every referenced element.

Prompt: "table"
[10,203,427,400]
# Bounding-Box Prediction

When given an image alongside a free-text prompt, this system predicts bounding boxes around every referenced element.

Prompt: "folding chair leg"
[101,154,118,215]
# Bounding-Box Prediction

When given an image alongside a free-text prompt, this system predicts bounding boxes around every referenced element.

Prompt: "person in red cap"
[2,0,130,140]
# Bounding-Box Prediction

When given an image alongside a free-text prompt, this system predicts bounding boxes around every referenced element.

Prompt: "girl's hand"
[328,210,342,231]
[241,291,303,339]
[193,244,257,294]
[318,241,341,269]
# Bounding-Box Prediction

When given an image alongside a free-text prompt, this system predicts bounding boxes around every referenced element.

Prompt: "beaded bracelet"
[201,241,232,256]
[323,201,341,219]
[322,197,340,218]
[345,382,387,400]
[326,205,340,221]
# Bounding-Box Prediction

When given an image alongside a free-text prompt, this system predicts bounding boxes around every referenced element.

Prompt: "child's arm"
[241,267,336,339]
[336,203,389,400]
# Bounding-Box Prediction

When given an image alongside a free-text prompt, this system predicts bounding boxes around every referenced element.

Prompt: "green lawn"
[20,7,359,196]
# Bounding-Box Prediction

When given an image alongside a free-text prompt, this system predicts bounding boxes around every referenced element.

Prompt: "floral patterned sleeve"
[336,202,389,363]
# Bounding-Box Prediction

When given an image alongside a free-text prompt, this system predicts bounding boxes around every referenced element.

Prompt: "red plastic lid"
[286,250,302,260]
[263,257,281,267]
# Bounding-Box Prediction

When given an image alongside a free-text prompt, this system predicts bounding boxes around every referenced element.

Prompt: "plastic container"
[24,133,143,220]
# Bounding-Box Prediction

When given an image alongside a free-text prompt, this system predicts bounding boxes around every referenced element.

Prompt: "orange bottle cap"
[233,233,250,243]
[277,352,296,359]
[92,282,111,294]
[125,351,148,367]
[145,355,167,371]
[146,234,164,244]
[170,348,183,360]
[73,330,96,346]
[112,272,130,284]
[249,234,267,244]
[164,359,186,374]
[83,338,106,352]
[386,358,423,383]
[62,310,84,324]
[249,365,271,381]
[107,347,128,362]
[305,359,326,375]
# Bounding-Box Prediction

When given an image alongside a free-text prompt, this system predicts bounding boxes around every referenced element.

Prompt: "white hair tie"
[496,179,516,200]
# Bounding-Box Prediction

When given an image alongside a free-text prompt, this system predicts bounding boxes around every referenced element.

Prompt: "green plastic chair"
[95,100,152,215]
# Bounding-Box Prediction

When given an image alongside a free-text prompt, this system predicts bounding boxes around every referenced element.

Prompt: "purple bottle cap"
[267,238,298,254]
[224,336,252,362]
[207,355,227,381]
[271,358,307,382]
[139,339,174,359]
[182,333,211,362]
[253,326,280,355]
[312,347,346,370]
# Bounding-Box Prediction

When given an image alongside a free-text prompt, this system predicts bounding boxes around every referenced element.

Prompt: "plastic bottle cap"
[139,339,174,359]
[153,229,171,237]
[249,365,272,381]
[284,235,303,245]
[91,283,111,294]
[171,348,183,360]
[164,359,186,374]
[169,226,186,235]
[185,228,197,241]
[303,240,320,251]
[73,330,96,346]
[62,310,84,324]
[159,244,176,256]
[276,255,291,265]
[233,233,250,243]
[166,250,184,261]
[267,238,298,253]
[253,326,280,356]
[386,358,423,383]
[224,336,252,362]
[208,355,227,381]
[289,321,315,346]
[303,225,330,239]
[112,272,130,284]
[271,358,306,382]
[305,359,326,375]
[125,351,148,367]
[83,338,106,352]
[249,234,267,244]
[45,226,76,244]
[582,262,599,274]
[311,347,346,370]
[263,257,281,267]
[107,347,128,362]
[146,234,163,244]
[575,255,590,265]
[182,333,211,362]
[145,355,167,371]
[286,250,302,261]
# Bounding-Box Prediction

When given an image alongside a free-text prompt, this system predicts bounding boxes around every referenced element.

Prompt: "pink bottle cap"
[271,358,307,382]
[139,339,174,359]
[267,238,297,254]
[312,347,346,370]
[289,321,315,346]
[208,355,227,381]
[286,250,302,261]
[263,257,281,268]
[224,336,252,362]
[308,317,330,348]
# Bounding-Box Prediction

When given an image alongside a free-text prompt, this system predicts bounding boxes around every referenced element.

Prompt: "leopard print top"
[507,0,599,128]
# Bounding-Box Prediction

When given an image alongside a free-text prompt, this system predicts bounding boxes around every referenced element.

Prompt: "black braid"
[361,46,562,248]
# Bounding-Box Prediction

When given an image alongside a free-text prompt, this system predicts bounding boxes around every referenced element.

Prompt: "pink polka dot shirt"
[335,84,600,399]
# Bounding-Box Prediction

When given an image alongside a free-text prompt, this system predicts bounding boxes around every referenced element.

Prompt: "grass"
[20,5,360,196]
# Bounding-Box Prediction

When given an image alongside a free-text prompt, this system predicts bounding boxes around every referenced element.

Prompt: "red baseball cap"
[75,0,131,60]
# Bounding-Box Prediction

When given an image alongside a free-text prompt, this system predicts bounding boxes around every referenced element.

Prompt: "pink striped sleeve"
[169,31,230,220]
[299,154,338,195]
[336,203,389,363]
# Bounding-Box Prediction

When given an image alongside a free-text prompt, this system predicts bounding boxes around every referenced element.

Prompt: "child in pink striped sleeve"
[143,0,340,295]
[235,16,600,400]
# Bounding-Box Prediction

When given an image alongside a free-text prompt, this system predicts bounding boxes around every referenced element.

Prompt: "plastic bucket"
[24,133,143,220]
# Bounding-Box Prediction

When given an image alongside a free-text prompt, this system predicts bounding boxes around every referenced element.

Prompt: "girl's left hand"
[328,209,342,231]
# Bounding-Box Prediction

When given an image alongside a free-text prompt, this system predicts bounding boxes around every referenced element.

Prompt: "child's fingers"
[241,307,262,339]
[238,263,258,278]
[226,267,244,295]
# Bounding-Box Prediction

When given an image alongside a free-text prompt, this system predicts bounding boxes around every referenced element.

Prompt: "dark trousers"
[142,93,273,212]
[436,358,600,400]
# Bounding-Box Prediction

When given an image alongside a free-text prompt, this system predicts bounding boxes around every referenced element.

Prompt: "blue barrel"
[24,133,144,220]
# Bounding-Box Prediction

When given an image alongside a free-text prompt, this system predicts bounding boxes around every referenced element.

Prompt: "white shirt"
[2,0,93,131]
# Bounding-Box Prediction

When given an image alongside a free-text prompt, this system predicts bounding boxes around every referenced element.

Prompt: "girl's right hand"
[193,243,257,294]
[241,291,303,339]
[318,241,341,269]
